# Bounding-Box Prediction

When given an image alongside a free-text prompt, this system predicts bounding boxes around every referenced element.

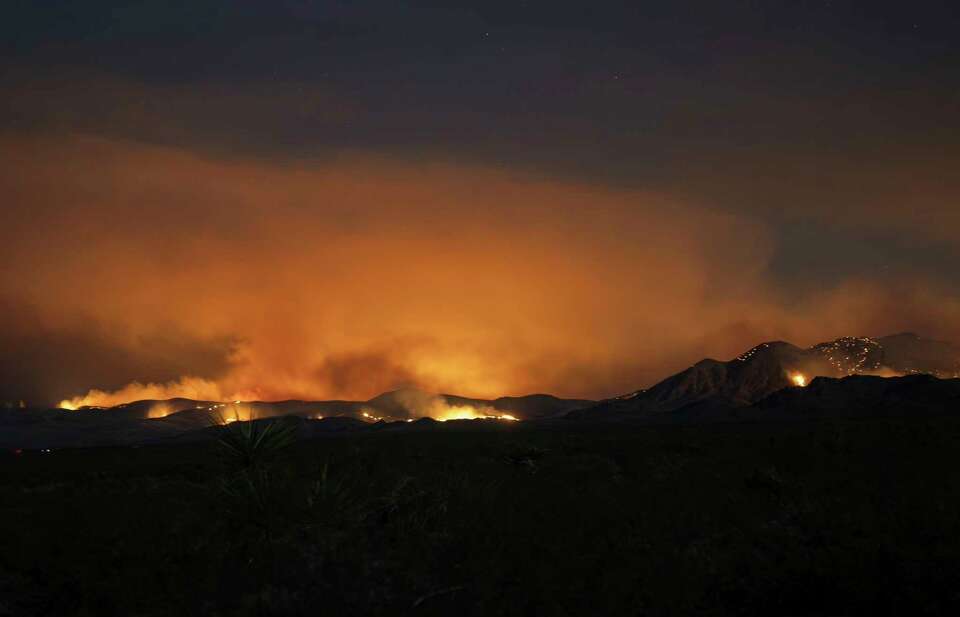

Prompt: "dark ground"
[2,416,960,616]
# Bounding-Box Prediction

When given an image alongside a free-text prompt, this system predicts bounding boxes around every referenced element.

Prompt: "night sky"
[2,1,959,406]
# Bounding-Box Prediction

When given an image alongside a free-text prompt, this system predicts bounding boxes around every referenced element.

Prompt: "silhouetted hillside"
[0,389,592,449]
[6,333,958,449]
[570,333,960,421]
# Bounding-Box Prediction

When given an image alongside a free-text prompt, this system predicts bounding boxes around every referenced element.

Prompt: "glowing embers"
[147,402,173,419]
[358,404,520,423]
[57,401,105,412]
[209,402,254,425]
[432,405,519,422]
[789,373,808,387]
[736,342,774,362]
[812,336,882,375]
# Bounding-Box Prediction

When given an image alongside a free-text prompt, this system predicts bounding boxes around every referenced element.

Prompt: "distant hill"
[568,333,960,421]
[875,333,960,376]
[0,389,593,450]
[4,333,958,449]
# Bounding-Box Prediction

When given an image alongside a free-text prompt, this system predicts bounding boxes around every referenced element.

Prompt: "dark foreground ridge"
[5,407,960,615]
[569,373,960,424]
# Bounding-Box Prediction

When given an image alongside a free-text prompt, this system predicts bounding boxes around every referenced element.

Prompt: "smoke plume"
[2,134,959,407]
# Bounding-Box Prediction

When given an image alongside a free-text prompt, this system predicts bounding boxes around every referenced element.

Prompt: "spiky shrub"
[306,461,360,522]
[213,416,299,535]
[215,416,299,471]
[212,416,302,610]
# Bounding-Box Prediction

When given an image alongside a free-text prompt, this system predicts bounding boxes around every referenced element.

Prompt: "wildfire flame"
[358,403,519,423]
[58,386,522,424]
[57,376,226,411]
[202,402,255,425]
[432,405,519,422]
[147,402,173,419]
[790,373,808,387]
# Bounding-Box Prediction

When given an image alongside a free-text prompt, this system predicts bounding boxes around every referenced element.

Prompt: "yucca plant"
[211,413,302,605]
[306,461,358,517]
[216,416,299,471]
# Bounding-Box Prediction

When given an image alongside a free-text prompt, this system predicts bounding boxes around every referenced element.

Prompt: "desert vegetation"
[3,416,960,616]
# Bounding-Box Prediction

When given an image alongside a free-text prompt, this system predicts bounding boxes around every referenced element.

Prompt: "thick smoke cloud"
[0,297,232,406]
[2,133,959,407]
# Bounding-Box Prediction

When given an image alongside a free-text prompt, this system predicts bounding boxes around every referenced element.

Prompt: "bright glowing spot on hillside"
[434,405,520,422]
[790,373,808,387]
[147,402,173,418]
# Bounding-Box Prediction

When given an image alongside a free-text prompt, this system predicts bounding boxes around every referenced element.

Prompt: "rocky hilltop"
[569,333,960,420]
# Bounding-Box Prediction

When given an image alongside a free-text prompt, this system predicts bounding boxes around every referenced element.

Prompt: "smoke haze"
[3,132,959,407]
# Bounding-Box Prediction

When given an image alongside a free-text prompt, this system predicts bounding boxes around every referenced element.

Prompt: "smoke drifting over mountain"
[3,132,959,407]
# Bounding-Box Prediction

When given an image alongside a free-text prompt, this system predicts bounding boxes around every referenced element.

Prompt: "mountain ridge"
[3,333,958,449]
[568,333,960,421]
